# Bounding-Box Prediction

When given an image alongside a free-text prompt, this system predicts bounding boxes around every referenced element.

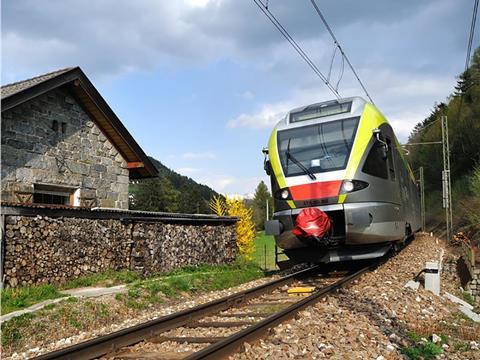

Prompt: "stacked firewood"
[3,215,237,287]
[452,231,470,246]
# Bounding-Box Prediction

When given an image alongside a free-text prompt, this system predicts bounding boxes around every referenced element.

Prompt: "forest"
[407,47,480,238]
[129,157,218,214]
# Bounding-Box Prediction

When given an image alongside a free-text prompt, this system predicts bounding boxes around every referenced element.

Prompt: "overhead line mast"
[308,0,375,104]
[253,0,341,99]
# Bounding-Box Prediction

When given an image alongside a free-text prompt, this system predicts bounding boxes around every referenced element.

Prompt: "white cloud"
[182,151,216,159]
[227,102,289,129]
[198,175,235,191]
[225,193,255,200]
[186,172,267,195]
[227,68,456,143]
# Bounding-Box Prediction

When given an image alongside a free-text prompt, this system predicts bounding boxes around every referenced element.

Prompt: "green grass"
[61,269,140,289]
[402,332,445,360]
[1,262,263,315]
[1,269,140,315]
[1,313,36,348]
[1,284,65,314]
[453,340,470,352]
[460,291,475,306]
[401,342,443,360]
[123,260,264,307]
[252,231,288,270]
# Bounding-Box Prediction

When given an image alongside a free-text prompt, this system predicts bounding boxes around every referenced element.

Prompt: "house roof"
[1,67,158,179]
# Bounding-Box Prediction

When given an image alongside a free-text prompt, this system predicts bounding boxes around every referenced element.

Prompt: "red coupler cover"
[292,208,331,238]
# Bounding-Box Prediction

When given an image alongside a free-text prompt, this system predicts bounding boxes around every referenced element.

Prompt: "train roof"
[274,96,369,131]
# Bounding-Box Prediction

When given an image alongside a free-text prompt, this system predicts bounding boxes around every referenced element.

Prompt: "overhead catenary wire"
[253,0,341,99]
[455,0,478,147]
[308,0,375,104]
[465,0,479,72]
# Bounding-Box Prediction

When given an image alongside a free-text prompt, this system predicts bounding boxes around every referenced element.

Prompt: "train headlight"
[275,188,292,200]
[340,180,369,194]
[342,180,355,193]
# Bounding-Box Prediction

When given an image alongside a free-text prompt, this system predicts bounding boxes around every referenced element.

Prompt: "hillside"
[407,47,480,240]
[129,156,219,214]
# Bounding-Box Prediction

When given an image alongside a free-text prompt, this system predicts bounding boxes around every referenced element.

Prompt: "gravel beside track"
[231,234,480,359]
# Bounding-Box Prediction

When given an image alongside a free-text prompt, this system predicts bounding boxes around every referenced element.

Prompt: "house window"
[61,122,67,134]
[52,120,59,132]
[33,184,75,206]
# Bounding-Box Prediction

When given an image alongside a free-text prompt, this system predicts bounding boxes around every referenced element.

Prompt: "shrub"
[209,195,256,259]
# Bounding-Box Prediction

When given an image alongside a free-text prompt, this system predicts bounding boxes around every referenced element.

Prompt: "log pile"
[452,231,470,246]
[3,215,237,287]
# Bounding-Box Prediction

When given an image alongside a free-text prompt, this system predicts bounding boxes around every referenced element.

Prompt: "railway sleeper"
[184,321,256,328]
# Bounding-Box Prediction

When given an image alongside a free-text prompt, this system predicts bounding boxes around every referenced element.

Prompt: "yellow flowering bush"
[209,195,226,216]
[209,195,255,259]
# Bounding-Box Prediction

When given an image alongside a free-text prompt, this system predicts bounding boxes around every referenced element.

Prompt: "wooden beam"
[127,162,145,169]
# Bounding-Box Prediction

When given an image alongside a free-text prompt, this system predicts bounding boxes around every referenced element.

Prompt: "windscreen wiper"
[286,138,317,180]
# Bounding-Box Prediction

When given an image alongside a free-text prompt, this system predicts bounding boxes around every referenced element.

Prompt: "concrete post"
[425,261,440,295]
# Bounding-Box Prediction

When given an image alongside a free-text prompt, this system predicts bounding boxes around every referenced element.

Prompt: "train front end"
[264,97,402,264]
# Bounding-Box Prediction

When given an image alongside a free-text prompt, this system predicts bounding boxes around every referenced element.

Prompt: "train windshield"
[277,117,359,177]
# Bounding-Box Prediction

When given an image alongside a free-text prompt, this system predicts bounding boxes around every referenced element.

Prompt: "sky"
[2,0,478,196]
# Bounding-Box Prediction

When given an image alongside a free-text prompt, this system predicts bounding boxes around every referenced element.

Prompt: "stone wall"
[1,88,129,209]
[2,214,237,287]
[462,241,480,301]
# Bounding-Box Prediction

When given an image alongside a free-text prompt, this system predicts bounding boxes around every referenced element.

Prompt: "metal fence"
[252,243,289,271]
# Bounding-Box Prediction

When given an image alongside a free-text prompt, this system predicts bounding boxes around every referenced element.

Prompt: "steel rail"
[186,261,379,359]
[33,265,321,360]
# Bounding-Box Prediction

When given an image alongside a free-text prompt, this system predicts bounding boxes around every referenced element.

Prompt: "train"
[263,97,421,264]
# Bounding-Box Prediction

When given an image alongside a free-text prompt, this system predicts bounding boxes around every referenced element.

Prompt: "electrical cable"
[327,43,337,82]
[465,0,479,72]
[253,0,341,99]
[308,0,374,104]
[456,0,478,149]
[335,54,345,92]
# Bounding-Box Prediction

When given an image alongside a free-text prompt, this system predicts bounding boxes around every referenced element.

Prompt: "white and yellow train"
[264,97,421,263]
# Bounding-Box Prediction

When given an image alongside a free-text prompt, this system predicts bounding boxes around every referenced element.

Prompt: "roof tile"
[1,67,75,99]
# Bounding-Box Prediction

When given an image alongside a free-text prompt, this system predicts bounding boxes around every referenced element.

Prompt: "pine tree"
[252,181,273,230]
[129,176,179,212]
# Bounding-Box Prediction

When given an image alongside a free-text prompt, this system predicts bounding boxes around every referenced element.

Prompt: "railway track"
[34,261,381,360]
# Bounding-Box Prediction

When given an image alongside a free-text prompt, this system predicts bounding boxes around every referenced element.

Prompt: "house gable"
[1,87,130,208]
[1,67,158,179]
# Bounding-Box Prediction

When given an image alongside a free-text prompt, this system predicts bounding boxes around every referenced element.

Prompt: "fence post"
[264,244,267,270]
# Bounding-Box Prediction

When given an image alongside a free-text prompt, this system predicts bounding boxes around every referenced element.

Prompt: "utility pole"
[266,199,269,221]
[441,115,453,242]
[419,166,426,231]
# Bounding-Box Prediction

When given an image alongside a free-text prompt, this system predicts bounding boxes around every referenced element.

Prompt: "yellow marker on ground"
[287,286,315,296]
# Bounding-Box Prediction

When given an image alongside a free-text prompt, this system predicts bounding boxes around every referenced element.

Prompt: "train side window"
[362,141,388,179]
[386,138,395,180]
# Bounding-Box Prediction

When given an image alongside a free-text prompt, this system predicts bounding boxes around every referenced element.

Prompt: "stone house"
[1,67,157,209]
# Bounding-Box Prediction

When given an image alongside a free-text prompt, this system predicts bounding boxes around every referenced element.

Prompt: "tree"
[129,176,179,212]
[407,46,480,236]
[252,181,273,230]
[178,186,210,214]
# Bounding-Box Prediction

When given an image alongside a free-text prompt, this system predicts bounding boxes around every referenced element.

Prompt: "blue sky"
[2,0,478,196]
